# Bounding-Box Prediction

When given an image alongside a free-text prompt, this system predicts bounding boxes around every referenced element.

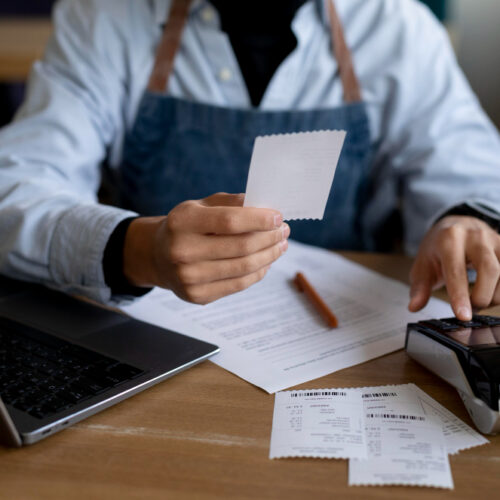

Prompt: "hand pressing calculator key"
[406,315,500,435]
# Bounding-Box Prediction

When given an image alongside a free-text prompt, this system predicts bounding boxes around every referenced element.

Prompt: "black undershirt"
[211,0,308,106]
[103,0,309,294]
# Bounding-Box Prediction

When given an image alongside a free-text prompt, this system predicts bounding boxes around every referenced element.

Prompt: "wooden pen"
[293,272,338,328]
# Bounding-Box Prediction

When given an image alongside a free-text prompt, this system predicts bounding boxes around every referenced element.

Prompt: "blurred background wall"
[0,0,499,129]
[0,0,54,126]
[0,0,54,16]
[453,0,500,130]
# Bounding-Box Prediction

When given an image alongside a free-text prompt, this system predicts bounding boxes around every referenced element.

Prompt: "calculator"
[405,315,500,434]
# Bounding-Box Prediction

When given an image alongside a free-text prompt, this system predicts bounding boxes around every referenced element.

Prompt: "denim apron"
[120,0,374,250]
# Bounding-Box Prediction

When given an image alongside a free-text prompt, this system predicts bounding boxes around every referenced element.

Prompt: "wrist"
[436,203,500,232]
[123,216,164,287]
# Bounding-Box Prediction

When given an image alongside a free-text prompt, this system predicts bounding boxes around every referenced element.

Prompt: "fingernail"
[458,306,472,321]
[281,239,288,252]
[274,214,283,228]
[281,223,290,239]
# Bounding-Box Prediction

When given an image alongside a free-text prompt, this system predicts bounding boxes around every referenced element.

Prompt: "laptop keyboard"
[0,316,144,419]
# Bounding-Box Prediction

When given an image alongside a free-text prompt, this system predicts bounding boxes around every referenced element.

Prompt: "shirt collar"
[315,0,328,24]
[154,0,326,25]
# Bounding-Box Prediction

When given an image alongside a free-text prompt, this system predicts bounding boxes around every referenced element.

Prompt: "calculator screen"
[445,326,500,347]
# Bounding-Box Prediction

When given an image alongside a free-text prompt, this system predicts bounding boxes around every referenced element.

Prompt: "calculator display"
[444,326,500,347]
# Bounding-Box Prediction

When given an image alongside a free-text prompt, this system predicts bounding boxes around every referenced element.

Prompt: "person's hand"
[122,193,289,304]
[408,215,500,320]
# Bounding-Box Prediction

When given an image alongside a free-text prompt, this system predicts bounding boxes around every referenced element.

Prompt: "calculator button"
[442,318,483,328]
[420,319,458,331]
[473,315,500,326]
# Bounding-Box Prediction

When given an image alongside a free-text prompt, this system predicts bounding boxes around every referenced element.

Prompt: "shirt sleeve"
[436,202,500,232]
[366,1,500,255]
[0,0,138,303]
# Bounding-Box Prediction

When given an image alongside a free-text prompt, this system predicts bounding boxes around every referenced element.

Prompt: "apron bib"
[119,0,374,250]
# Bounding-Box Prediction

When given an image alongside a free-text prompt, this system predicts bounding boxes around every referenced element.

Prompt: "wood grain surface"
[0,252,498,499]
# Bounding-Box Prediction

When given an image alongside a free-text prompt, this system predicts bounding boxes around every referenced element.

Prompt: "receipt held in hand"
[244,130,346,220]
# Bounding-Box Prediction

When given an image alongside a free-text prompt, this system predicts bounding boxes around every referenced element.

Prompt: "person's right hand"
[122,193,290,304]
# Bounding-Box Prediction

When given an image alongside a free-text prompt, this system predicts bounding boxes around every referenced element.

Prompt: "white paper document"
[121,240,451,393]
[349,385,454,489]
[270,389,366,459]
[243,130,346,220]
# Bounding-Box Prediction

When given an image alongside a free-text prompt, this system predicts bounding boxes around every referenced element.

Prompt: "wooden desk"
[0,18,52,82]
[0,252,498,499]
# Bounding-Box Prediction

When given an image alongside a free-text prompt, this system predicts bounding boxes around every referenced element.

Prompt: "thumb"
[408,262,434,312]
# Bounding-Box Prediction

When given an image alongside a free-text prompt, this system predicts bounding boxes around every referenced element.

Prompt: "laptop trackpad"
[79,319,209,370]
[0,289,128,339]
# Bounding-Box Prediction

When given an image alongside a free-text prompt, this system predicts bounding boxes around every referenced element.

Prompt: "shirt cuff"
[102,216,153,298]
[435,201,500,232]
[49,203,139,303]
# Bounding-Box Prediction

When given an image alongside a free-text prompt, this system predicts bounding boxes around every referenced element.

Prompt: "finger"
[440,247,472,321]
[490,243,500,305]
[201,192,245,208]
[408,260,435,312]
[168,224,290,262]
[177,240,287,285]
[179,204,283,234]
[492,279,500,306]
[182,265,271,305]
[205,223,290,259]
[469,246,500,310]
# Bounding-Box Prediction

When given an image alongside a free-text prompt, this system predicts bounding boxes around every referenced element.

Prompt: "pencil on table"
[293,272,338,328]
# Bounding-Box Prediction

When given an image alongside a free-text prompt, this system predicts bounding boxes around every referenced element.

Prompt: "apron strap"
[148,0,192,93]
[148,0,362,102]
[326,0,362,103]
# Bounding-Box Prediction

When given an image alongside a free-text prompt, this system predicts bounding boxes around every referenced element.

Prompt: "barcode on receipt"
[291,391,347,397]
[362,392,398,398]
[366,413,425,420]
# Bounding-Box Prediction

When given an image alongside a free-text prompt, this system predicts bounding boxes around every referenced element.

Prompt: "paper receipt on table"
[270,384,487,489]
[410,384,489,455]
[244,130,346,220]
[349,385,454,489]
[349,414,453,489]
[269,389,366,459]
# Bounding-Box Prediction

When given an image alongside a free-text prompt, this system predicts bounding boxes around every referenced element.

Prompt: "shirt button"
[218,67,233,82]
[201,7,215,23]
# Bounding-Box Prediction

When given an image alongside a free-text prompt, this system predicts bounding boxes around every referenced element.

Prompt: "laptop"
[0,277,219,447]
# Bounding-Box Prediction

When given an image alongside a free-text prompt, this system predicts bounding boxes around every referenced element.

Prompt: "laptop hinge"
[0,397,23,447]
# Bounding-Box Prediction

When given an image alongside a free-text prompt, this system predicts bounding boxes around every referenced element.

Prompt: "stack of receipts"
[270,384,489,489]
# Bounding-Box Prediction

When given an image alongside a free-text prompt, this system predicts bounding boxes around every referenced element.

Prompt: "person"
[1,0,500,321]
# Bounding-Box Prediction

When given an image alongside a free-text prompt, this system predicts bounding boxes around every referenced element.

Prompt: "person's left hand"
[408,215,500,320]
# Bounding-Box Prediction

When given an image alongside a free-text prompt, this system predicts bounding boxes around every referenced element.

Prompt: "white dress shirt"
[0,0,499,303]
